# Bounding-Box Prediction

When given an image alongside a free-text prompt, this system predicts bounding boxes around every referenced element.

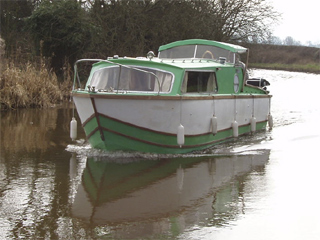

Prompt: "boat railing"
[73,59,162,94]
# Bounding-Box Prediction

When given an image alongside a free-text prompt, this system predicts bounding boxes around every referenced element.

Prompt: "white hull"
[73,95,271,135]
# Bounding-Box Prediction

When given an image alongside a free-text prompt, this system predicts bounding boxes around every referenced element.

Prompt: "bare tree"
[207,0,280,42]
[87,0,280,57]
[283,36,301,46]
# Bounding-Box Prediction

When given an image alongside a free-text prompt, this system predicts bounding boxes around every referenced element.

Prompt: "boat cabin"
[79,39,265,96]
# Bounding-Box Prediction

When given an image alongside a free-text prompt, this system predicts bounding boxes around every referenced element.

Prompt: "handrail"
[73,59,104,90]
[73,59,162,94]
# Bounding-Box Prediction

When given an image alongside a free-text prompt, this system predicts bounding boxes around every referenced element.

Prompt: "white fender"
[70,117,77,140]
[251,116,256,132]
[211,116,218,135]
[177,124,185,146]
[232,121,238,137]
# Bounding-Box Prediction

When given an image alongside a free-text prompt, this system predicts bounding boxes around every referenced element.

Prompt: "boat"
[71,151,270,228]
[71,39,272,154]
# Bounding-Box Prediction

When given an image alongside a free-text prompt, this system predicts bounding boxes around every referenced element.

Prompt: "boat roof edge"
[158,39,247,54]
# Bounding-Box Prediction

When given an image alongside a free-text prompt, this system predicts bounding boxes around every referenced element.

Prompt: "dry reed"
[0,61,64,110]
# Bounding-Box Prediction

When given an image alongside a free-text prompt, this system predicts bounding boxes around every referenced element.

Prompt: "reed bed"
[0,61,68,110]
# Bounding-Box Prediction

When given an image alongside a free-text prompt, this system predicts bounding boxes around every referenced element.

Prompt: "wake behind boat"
[71,39,272,154]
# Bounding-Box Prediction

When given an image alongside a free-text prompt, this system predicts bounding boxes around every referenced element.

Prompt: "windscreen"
[89,66,173,92]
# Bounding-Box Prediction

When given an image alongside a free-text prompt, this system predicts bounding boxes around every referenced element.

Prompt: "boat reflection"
[72,150,270,233]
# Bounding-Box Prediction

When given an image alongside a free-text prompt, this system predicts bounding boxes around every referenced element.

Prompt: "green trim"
[158,39,247,53]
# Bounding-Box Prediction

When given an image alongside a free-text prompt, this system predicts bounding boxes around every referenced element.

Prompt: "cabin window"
[90,66,119,90]
[159,45,196,59]
[89,66,173,92]
[181,71,218,93]
[195,45,234,63]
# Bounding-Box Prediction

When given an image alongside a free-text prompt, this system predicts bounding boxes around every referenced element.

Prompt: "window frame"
[181,70,218,94]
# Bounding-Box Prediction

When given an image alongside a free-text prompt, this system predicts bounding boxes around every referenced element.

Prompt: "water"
[1,69,320,239]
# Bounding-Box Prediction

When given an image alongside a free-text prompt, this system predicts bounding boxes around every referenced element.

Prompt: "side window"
[181,71,218,93]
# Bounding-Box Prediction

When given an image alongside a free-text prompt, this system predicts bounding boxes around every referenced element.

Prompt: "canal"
[1,69,320,239]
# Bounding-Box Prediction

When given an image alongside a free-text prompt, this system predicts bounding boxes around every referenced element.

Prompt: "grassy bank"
[249,63,320,74]
[246,43,320,74]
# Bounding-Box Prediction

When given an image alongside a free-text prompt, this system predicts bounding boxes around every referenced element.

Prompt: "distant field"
[244,43,320,74]
[249,63,320,74]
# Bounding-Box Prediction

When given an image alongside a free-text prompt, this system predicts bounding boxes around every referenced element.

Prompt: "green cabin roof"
[158,39,247,54]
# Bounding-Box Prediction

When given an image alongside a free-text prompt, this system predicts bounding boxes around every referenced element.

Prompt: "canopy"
[158,39,247,54]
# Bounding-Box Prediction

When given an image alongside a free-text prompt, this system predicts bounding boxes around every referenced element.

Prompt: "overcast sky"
[269,0,320,44]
